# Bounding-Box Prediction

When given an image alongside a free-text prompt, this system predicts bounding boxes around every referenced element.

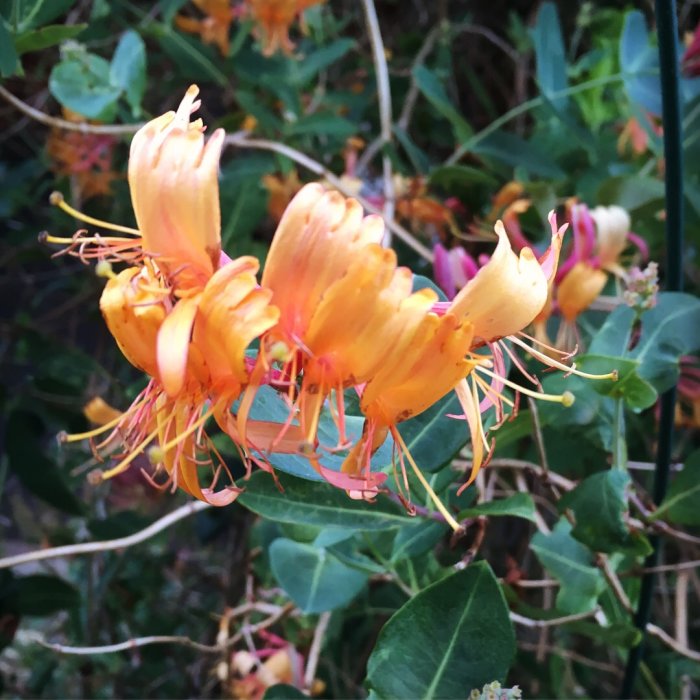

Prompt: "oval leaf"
[366,562,515,699]
[269,538,368,613]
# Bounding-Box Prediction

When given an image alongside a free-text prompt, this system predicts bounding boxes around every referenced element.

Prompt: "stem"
[621,1,684,696]
[612,398,628,470]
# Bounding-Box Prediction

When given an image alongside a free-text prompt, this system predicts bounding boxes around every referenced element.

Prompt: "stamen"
[158,403,216,454]
[59,409,129,443]
[509,335,619,381]
[98,425,162,480]
[475,365,576,406]
[50,191,140,236]
[392,428,462,533]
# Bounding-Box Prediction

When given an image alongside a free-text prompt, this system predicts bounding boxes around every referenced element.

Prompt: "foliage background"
[2,1,700,698]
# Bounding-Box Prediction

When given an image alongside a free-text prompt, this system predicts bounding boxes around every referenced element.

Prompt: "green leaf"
[578,354,658,411]
[631,293,700,393]
[391,520,447,562]
[6,410,84,516]
[530,519,606,614]
[13,575,80,616]
[459,493,538,523]
[158,0,188,23]
[153,23,227,85]
[530,3,569,112]
[428,164,498,190]
[269,538,368,613]
[109,30,146,116]
[366,562,515,698]
[472,130,565,178]
[288,38,354,86]
[263,685,307,700]
[597,175,665,211]
[49,54,122,120]
[620,11,661,116]
[0,19,19,76]
[393,125,430,174]
[11,0,75,31]
[652,450,700,525]
[238,471,414,530]
[560,470,652,555]
[14,23,85,55]
[413,64,472,142]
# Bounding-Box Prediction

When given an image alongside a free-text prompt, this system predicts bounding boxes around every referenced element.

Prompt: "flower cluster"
[47,87,610,528]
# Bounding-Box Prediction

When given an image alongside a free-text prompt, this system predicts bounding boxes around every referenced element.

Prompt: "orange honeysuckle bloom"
[245,0,326,56]
[175,0,236,56]
[128,84,225,292]
[46,108,119,201]
[262,170,303,222]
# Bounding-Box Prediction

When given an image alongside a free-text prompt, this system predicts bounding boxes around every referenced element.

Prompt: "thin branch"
[486,458,576,491]
[647,623,700,663]
[304,611,331,691]
[596,554,634,614]
[0,501,211,570]
[518,641,622,676]
[639,559,700,574]
[224,133,433,261]
[361,0,395,245]
[0,84,142,134]
[510,607,599,628]
[40,602,295,656]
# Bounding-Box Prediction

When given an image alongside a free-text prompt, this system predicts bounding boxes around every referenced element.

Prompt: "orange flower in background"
[262,170,302,221]
[395,176,460,239]
[245,0,326,56]
[175,0,236,56]
[46,108,118,200]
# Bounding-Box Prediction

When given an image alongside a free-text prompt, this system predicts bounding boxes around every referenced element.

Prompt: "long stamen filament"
[50,192,141,236]
[99,426,162,480]
[475,365,575,406]
[158,403,216,453]
[509,335,619,381]
[393,429,462,532]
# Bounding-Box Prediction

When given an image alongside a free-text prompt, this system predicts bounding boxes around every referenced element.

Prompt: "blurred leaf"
[269,538,368,613]
[158,0,188,23]
[568,620,642,648]
[459,493,538,523]
[652,450,700,525]
[10,0,75,31]
[14,23,85,55]
[0,20,19,76]
[531,2,569,112]
[88,510,152,539]
[110,30,146,116]
[239,471,413,530]
[619,11,661,115]
[14,575,80,616]
[390,520,447,562]
[428,164,498,190]
[531,519,606,613]
[597,175,665,211]
[413,64,472,142]
[49,53,122,120]
[6,410,84,515]
[285,112,356,139]
[288,38,354,85]
[579,355,658,411]
[366,562,515,698]
[394,125,430,174]
[154,23,227,85]
[473,130,565,178]
[560,470,651,555]
[263,685,307,699]
[631,293,700,393]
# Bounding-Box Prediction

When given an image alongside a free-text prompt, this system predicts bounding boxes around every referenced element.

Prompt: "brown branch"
[0,501,211,570]
[0,84,142,134]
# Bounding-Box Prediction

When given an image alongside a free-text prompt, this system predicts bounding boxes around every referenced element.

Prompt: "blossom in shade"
[175,0,236,56]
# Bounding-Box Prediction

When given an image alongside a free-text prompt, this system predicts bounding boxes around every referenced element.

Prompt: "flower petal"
[157,296,200,396]
[449,220,551,343]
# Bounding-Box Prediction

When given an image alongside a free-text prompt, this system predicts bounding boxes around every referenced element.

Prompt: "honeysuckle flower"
[245,0,326,56]
[175,0,236,56]
[46,108,118,200]
[128,84,225,292]
[433,243,478,299]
